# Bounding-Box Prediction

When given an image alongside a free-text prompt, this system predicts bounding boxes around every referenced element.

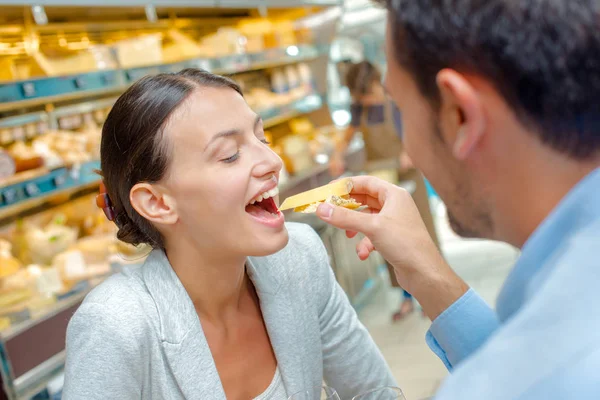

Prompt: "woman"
[63,69,395,399]
[330,61,441,321]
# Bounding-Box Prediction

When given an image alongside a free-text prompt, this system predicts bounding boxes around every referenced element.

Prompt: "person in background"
[317,0,600,398]
[330,60,439,321]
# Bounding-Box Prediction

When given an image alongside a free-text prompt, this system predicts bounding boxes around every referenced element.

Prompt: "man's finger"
[348,176,394,204]
[349,194,382,211]
[356,237,375,261]
[316,203,375,235]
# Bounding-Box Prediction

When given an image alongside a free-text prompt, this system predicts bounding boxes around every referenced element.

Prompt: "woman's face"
[158,87,288,258]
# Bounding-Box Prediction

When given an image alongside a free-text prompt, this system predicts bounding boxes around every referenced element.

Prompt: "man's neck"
[165,236,249,323]
[493,152,600,248]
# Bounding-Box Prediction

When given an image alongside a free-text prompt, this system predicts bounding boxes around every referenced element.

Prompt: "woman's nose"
[253,142,284,177]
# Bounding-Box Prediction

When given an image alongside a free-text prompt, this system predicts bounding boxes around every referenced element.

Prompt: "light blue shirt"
[427,168,600,399]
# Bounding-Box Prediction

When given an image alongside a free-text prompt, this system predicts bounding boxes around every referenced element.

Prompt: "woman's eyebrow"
[204,115,263,152]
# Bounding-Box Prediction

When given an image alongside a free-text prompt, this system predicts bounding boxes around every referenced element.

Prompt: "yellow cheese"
[279,178,354,211]
[294,195,362,214]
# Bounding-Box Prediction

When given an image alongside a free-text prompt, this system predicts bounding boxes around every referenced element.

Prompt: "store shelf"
[262,93,323,128]
[0,0,340,7]
[0,45,325,113]
[0,161,101,223]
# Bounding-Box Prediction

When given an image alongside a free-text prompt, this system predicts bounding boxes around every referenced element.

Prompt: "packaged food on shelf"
[0,239,21,279]
[245,88,280,112]
[162,30,203,63]
[53,248,110,284]
[0,57,19,81]
[199,28,246,58]
[266,20,298,49]
[281,135,313,174]
[0,150,16,179]
[237,19,274,53]
[285,65,304,100]
[72,234,116,265]
[32,45,118,77]
[24,214,79,265]
[6,142,45,173]
[271,69,289,94]
[113,34,164,68]
[297,62,315,92]
[27,264,64,296]
[289,117,315,137]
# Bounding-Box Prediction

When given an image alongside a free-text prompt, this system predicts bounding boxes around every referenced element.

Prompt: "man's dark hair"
[378,0,600,159]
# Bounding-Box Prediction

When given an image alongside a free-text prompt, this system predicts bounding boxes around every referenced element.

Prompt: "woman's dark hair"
[345,61,382,98]
[377,0,600,159]
[100,68,242,249]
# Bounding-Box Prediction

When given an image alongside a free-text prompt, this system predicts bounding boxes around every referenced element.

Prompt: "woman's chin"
[246,228,289,257]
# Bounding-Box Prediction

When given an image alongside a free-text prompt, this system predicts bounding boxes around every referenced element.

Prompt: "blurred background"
[0,1,518,399]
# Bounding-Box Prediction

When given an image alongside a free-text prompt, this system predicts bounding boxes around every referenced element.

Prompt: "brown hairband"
[96,181,116,222]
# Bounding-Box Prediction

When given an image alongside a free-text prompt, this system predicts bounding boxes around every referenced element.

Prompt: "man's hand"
[316,176,469,320]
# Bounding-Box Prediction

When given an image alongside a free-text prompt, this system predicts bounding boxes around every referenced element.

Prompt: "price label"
[53,174,67,187]
[21,82,36,98]
[2,187,23,205]
[25,182,40,197]
[101,73,115,85]
[74,77,86,89]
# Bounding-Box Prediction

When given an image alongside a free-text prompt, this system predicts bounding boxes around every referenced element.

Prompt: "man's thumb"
[316,203,372,234]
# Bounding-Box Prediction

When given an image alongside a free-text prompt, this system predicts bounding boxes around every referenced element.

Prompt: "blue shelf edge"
[0,45,324,107]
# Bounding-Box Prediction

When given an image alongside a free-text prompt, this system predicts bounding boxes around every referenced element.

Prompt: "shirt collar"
[496,167,600,321]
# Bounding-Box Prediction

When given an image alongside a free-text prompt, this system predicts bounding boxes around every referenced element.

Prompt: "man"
[316,0,600,398]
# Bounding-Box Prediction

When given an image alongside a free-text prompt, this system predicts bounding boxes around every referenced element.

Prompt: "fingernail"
[317,203,334,219]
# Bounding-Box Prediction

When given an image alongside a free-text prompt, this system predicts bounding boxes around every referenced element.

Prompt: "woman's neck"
[165,237,250,323]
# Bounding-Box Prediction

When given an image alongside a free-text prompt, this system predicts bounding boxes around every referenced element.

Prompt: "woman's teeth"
[249,187,279,205]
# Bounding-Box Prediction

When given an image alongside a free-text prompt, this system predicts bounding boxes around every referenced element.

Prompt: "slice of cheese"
[279,178,354,211]
[294,195,362,213]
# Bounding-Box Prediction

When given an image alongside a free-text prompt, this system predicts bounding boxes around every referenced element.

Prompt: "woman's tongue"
[246,199,278,220]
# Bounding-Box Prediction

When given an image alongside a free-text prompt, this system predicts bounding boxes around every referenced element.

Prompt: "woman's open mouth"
[245,187,285,228]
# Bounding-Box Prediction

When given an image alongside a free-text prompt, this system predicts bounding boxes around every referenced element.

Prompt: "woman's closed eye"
[222,151,240,164]
[220,137,270,164]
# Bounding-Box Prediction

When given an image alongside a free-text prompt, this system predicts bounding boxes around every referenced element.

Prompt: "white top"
[254,367,286,400]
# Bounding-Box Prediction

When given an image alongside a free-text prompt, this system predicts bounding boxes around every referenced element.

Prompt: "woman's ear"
[130,183,178,226]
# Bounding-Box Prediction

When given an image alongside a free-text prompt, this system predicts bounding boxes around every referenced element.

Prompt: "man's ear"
[130,183,178,226]
[436,68,486,160]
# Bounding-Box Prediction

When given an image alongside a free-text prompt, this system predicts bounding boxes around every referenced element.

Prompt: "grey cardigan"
[63,223,396,399]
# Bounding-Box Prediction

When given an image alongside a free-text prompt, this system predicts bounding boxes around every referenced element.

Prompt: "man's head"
[379,0,600,242]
